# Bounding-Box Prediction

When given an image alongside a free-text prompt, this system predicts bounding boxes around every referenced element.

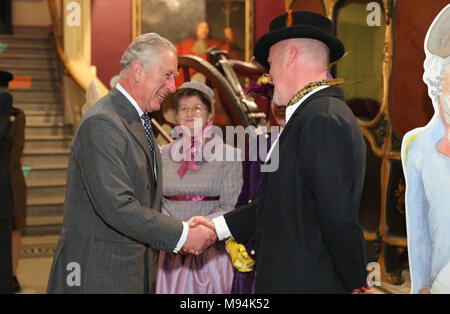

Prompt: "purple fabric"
[231,238,256,294]
[156,209,234,294]
[232,134,272,294]
[235,134,273,207]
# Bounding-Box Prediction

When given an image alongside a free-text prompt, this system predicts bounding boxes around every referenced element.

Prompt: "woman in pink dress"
[156,81,242,294]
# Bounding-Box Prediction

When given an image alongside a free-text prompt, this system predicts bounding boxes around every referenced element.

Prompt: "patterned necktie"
[140,113,158,182]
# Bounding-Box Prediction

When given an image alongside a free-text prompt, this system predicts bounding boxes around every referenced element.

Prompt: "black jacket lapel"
[281,86,345,136]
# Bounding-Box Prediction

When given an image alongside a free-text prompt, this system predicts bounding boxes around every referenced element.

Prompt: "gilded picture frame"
[132,0,254,62]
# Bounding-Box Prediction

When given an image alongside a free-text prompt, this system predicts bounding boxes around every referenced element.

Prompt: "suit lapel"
[109,88,157,186]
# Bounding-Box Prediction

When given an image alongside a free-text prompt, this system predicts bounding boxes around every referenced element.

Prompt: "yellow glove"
[226,238,255,273]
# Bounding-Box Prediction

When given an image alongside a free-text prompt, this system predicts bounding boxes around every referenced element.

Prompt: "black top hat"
[254,11,345,68]
[0,70,13,87]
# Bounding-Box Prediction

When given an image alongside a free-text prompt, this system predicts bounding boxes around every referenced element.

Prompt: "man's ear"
[130,61,144,82]
[285,44,298,68]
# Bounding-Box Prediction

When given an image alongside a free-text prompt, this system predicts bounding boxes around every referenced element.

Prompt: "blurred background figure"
[8,104,27,293]
[176,21,238,60]
[109,74,120,89]
[0,70,15,293]
[81,80,100,116]
[0,0,12,34]
[175,21,239,86]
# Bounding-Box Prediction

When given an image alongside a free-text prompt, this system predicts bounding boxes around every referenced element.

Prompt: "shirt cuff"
[173,221,189,253]
[212,216,231,241]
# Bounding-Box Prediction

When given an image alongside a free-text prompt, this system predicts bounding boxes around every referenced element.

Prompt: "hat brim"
[161,93,178,125]
[254,25,345,68]
[161,88,215,125]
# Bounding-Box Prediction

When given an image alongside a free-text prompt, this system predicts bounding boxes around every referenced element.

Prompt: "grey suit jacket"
[47,88,183,294]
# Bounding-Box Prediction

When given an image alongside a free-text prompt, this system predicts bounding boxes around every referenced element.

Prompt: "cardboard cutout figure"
[401,4,450,294]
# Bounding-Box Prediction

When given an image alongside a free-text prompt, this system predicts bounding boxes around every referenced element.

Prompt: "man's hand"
[181,218,217,255]
[350,284,373,294]
[188,216,215,231]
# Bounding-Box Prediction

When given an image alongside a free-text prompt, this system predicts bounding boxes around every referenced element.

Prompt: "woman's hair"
[120,32,176,75]
[174,89,212,113]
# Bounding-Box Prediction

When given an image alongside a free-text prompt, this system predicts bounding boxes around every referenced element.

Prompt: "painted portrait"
[135,0,252,61]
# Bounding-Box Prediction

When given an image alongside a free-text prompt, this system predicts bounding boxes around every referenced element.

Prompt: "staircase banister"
[47,0,172,143]
[47,0,108,98]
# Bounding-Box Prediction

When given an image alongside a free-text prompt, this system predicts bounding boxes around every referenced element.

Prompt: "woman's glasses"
[177,105,208,114]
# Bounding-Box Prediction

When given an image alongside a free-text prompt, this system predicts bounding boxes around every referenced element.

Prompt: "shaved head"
[285,38,330,71]
[268,38,331,106]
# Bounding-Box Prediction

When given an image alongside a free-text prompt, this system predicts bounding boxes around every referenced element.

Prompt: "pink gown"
[156,135,243,294]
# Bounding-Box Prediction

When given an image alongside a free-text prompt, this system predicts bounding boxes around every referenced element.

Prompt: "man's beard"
[272,89,286,107]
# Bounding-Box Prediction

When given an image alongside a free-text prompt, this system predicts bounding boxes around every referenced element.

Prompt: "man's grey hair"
[119,32,177,75]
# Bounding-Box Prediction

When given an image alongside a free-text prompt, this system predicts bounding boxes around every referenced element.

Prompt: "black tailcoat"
[225,86,368,293]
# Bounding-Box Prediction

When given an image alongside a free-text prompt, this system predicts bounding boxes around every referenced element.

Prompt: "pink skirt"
[156,240,234,294]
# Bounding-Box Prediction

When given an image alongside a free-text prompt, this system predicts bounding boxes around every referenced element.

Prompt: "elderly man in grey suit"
[47,33,216,294]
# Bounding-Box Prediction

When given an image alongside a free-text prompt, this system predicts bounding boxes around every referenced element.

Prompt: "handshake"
[180,216,218,255]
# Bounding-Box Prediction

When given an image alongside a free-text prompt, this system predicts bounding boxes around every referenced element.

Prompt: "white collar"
[284,85,329,124]
[265,85,330,164]
[116,83,145,118]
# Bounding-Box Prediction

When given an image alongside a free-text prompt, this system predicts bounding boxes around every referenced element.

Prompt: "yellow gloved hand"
[226,238,255,273]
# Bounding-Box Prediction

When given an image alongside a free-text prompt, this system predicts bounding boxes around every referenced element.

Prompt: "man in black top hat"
[193,11,369,293]
[0,70,15,293]
[0,0,12,34]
